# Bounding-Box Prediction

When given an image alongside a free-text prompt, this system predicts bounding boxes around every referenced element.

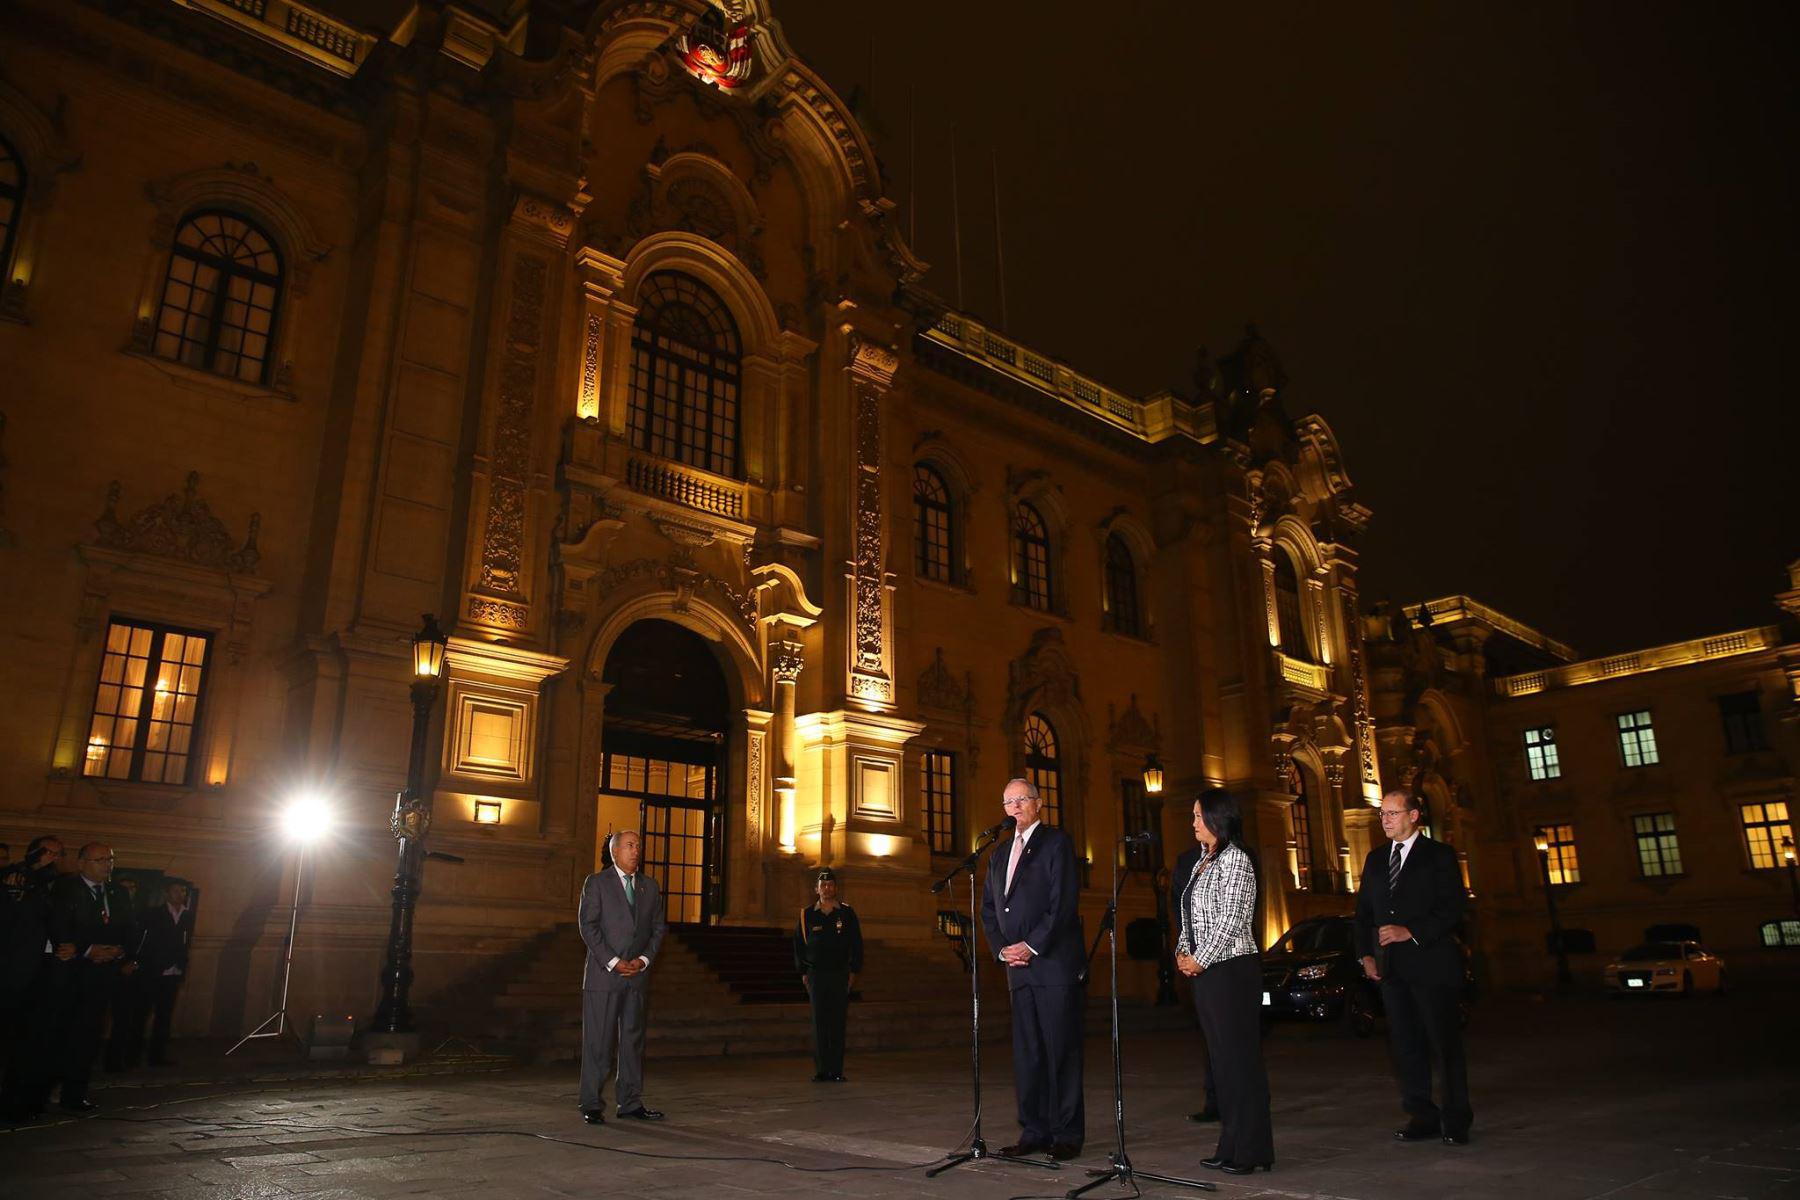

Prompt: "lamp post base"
[363,1031,422,1066]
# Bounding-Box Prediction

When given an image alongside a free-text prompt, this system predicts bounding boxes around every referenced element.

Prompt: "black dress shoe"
[1221,1162,1272,1174]
[830,1074,847,1082]
[60,1099,99,1114]
[1188,1108,1220,1123]
[1198,1156,1226,1170]
[617,1106,664,1121]
[999,1141,1049,1158]
[1395,1122,1440,1141]
[581,1109,605,1125]
[1443,1130,1470,1145]
[1049,1143,1080,1161]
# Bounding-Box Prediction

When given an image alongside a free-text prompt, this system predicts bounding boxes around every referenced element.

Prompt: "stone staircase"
[477,922,1195,1063]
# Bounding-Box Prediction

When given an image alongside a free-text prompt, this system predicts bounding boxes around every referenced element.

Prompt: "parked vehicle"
[1260,915,1474,1037]
[1603,941,1726,996]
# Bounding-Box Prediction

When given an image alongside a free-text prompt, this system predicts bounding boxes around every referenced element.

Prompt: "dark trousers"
[1010,982,1085,1148]
[806,971,849,1076]
[1190,953,1274,1167]
[146,976,182,1062]
[579,986,647,1113]
[1380,977,1472,1134]
[57,968,116,1105]
[107,974,182,1068]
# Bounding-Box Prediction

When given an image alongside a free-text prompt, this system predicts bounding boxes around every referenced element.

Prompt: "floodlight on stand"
[1142,753,1164,795]
[412,613,448,681]
[281,791,335,844]
[232,787,334,1055]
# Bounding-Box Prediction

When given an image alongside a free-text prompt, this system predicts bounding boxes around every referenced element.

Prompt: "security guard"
[793,868,862,1082]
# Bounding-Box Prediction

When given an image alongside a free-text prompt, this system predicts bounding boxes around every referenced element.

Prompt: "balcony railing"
[1493,625,1779,697]
[625,456,748,521]
[1276,652,1330,692]
[177,0,380,76]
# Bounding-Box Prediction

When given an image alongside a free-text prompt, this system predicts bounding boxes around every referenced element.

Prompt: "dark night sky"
[769,1,1797,656]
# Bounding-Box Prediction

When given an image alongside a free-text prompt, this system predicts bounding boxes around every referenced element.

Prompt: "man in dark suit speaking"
[577,830,667,1126]
[1354,789,1473,1146]
[980,777,1085,1161]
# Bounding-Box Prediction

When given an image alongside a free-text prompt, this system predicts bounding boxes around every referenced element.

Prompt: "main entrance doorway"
[598,620,730,925]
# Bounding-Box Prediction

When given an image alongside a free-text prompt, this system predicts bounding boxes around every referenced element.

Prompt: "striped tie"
[1389,844,1403,891]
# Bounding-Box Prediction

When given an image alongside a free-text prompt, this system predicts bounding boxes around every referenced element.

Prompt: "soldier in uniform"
[792,868,862,1082]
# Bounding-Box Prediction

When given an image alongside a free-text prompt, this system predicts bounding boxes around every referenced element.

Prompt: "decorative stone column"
[844,337,900,710]
[772,639,803,850]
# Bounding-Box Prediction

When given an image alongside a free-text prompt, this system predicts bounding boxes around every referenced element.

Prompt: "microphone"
[1118,831,1156,844]
[980,815,1018,840]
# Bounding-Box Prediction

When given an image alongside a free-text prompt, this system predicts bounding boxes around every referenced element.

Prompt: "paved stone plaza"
[2,990,1795,1200]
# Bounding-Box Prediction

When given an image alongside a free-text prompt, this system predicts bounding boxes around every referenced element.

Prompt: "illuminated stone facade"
[0,0,1381,1035]
[1365,572,1800,989]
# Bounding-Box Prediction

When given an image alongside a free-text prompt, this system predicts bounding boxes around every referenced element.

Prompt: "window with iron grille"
[1103,533,1140,636]
[1632,812,1682,877]
[153,211,283,384]
[1739,800,1791,870]
[83,620,212,786]
[1023,712,1061,827]
[1119,778,1159,872]
[626,272,742,478]
[1012,502,1052,611]
[1541,823,1580,884]
[913,464,955,582]
[1718,691,1767,755]
[1290,779,1313,890]
[922,749,957,855]
[1760,919,1800,948]
[1615,710,1659,768]
[0,134,21,285]
[1523,725,1561,780]
[1273,549,1312,661]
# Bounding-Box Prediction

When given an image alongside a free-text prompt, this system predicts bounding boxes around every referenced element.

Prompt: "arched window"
[153,211,283,383]
[0,134,22,284]
[627,272,742,478]
[913,463,955,582]
[1290,769,1314,890]
[1103,532,1140,636]
[1273,548,1312,661]
[1012,501,1052,610]
[1023,711,1062,827]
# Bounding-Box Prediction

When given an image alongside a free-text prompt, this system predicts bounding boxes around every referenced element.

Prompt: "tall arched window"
[1273,548,1312,661]
[153,211,283,383]
[913,463,955,582]
[0,134,22,285]
[1013,501,1052,610]
[1023,711,1062,827]
[627,272,742,478]
[1103,532,1140,636]
[1290,769,1314,890]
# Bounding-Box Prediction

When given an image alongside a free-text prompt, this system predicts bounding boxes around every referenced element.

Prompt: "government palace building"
[1,0,1794,1047]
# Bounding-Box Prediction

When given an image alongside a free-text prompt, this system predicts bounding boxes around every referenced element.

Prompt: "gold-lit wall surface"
[0,0,1385,1036]
[1368,565,1800,991]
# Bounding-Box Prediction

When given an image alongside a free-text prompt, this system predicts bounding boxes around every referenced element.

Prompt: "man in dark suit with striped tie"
[1354,789,1472,1146]
[980,778,1086,1161]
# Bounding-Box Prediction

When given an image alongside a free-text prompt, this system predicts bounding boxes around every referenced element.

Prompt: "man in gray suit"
[578,830,667,1125]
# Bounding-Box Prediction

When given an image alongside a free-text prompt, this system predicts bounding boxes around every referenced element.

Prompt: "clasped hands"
[1000,941,1035,968]
[613,957,649,978]
[1175,951,1203,977]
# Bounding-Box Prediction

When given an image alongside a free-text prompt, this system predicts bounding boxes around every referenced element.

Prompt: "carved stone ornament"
[391,793,432,842]
[1106,694,1161,754]
[917,647,973,714]
[773,639,805,683]
[1342,591,1381,791]
[94,472,261,572]
[475,254,547,604]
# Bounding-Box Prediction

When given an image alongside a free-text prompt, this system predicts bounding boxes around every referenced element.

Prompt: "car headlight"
[1296,964,1330,981]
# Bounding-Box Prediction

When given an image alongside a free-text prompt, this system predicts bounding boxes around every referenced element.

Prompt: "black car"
[1260,915,1475,1037]
[1260,916,1381,1035]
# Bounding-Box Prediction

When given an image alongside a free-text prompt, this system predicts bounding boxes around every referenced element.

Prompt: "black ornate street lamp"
[373,614,449,1034]
[1141,753,1165,796]
[1532,826,1573,993]
[1784,836,1798,917]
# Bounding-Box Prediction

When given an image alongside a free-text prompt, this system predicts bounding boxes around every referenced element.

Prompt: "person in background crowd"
[793,867,863,1082]
[1,835,66,1123]
[43,843,137,1113]
[108,877,195,1071]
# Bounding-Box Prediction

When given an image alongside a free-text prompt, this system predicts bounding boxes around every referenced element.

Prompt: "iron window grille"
[626,272,743,478]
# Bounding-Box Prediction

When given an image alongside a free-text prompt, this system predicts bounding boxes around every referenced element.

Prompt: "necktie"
[94,884,110,924]
[623,874,636,907]
[1389,843,1404,892]
[1005,833,1025,894]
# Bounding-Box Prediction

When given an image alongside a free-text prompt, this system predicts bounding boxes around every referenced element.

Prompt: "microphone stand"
[1066,838,1213,1198]
[926,828,1061,1179]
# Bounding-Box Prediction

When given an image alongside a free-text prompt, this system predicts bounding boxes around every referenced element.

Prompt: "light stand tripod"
[926,824,1061,1179]
[229,845,310,1055]
[1066,835,1213,1199]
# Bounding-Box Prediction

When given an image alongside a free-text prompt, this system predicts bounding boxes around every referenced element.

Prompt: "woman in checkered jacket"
[1175,789,1275,1175]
